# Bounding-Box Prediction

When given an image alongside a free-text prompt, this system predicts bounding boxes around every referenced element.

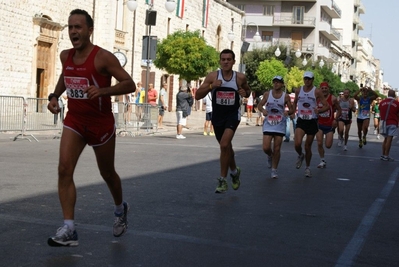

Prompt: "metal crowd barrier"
[0,95,62,142]
[113,102,160,137]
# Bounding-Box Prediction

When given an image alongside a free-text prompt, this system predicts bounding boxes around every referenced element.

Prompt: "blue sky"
[360,0,398,89]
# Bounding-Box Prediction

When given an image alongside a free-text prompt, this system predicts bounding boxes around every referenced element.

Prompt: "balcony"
[354,0,360,7]
[273,15,316,28]
[352,32,359,42]
[319,21,340,41]
[358,19,364,30]
[359,2,366,14]
[320,0,342,18]
[245,15,273,27]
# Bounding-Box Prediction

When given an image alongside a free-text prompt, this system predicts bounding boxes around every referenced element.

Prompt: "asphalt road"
[0,115,398,267]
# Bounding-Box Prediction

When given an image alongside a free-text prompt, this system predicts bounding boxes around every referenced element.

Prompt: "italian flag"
[176,0,185,18]
[202,0,210,27]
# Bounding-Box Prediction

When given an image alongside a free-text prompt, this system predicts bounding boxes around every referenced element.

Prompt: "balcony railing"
[331,0,342,17]
[273,15,316,27]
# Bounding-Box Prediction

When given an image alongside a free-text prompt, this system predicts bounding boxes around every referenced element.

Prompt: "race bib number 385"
[64,76,89,99]
[216,91,235,105]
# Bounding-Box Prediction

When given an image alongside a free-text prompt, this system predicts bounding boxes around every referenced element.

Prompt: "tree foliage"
[243,45,360,96]
[154,30,219,81]
[256,58,287,89]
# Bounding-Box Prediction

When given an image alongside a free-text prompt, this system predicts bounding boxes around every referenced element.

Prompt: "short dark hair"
[70,9,94,28]
[220,49,235,60]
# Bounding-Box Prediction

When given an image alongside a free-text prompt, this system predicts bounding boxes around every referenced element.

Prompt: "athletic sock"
[64,220,75,231]
[231,169,238,176]
[114,202,125,215]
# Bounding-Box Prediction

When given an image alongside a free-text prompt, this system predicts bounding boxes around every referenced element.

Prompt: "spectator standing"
[202,91,215,136]
[246,91,254,125]
[175,85,193,139]
[379,90,399,161]
[158,83,168,128]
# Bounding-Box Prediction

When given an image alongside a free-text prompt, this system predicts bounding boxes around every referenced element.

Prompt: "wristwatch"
[48,93,59,102]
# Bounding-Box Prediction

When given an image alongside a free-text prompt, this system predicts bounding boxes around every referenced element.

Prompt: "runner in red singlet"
[46,9,136,247]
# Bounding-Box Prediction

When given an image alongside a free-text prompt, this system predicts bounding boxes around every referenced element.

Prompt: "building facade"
[0,0,243,109]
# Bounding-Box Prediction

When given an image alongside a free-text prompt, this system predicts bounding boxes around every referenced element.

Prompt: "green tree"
[256,58,287,89]
[285,66,303,93]
[153,30,219,82]
[242,48,274,92]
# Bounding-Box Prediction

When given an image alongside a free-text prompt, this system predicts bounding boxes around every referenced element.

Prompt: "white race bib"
[216,91,235,105]
[65,76,89,99]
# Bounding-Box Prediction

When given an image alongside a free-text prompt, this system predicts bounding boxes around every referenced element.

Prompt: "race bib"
[341,108,349,120]
[319,110,330,118]
[298,110,312,120]
[361,109,370,118]
[216,91,235,105]
[64,76,89,99]
[267,115,283,126]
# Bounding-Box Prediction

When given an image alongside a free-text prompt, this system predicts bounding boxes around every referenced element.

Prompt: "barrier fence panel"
[25,98,62,133]
[0,95,24,132]
[113,102,159,137]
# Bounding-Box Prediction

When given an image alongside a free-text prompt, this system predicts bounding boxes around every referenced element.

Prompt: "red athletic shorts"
[63,115,115,147]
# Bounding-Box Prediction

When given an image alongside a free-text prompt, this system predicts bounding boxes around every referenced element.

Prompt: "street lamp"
[127,0,176,128]
[227,21,262,43]
[227,21,261,73]
[294,49,324,68]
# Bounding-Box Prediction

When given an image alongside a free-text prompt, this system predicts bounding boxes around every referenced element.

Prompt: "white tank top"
[297,86,317,120]
[262,91,286,134]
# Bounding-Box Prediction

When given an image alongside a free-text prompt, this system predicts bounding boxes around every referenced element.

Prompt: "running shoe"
[296,153,305,169]
[381,156,394,162]
[373,129,377,135]
[305,168,312,177]
[337,137,343,147]
[230,167,241,190]
[209,132,215,136]
[343,145,348,151]
[363,136,367,145]
[203,132,208,136]
[215,177,228,193]
[48,225,79,247]
[377,134,380,140]
[113,202,129,237]
[176,134,186,139]
[271,170,278,179]
[358,140,363,148]
[317,160,326,168]
[267,156,272,168]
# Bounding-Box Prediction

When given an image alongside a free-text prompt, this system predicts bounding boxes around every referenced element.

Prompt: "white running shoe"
[343,145,348,151]
[176,134,186,139]
[317,160,326,168]
[305,168,312,177]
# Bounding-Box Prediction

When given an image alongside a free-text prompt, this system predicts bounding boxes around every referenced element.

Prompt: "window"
[235,5,245,11]
[293,6,305,24]
[262,31,273,42]
[263,5,274,16]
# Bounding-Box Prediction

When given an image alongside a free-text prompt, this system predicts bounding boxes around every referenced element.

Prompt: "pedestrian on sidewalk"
[202,91,214,136]
[379,89,399,161]
[46,9,134,247]
[195,49,251,193]
[175,84,192,139]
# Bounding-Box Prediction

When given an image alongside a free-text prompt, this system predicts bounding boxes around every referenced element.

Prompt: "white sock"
[114,202,124,215]
[64,220,75,231]
[231,169,238,175]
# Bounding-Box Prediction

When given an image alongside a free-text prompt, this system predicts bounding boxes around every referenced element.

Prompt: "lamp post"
[227,21,261,73]
[127,0,176,128]
[294,49,325,68]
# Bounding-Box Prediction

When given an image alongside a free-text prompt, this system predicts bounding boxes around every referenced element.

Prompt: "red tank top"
[317,94,334,126]
[63,45,113,124]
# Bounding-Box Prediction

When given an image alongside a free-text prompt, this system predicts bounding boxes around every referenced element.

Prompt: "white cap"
[303,71,314,79]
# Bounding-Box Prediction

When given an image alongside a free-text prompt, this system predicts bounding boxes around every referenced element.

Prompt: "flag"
[145,0,153,5]
[176,0,185,18]
[202,0,210,27]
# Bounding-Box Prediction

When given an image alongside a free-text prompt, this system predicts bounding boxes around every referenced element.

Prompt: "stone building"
[0,0,243,109]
